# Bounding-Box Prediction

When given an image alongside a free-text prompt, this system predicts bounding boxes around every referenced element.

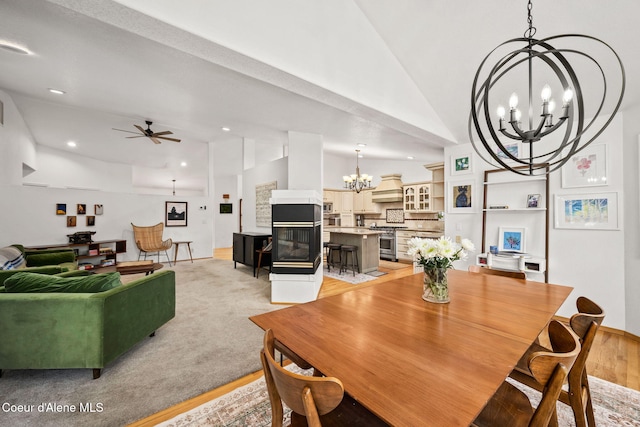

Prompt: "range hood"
[372,174,404,203]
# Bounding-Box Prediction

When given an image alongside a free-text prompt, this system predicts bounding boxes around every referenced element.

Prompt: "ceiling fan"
[113,120,181,144]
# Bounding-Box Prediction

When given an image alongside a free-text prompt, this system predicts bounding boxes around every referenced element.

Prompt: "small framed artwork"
[166,201,188,227]
[448,180,475,213]
[0,99,4,126]
[86,216,96,226]
[526,194,540,208]
[219,203,233,214]
[56,203,67,215]
[554,192,619,230]
[77,204,86,215]
[496,142,520,160]
[67,216,77,227]
[451,153,472,175]
[498,227,526,253]
[94,204,104,215]
[561,144,608,188]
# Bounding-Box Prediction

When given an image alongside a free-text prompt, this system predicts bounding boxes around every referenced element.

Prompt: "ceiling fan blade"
[112,128,141,135]
[156,136,181,142]
[150,137,162,144]
[134,124,146,134]
[126,135,146,139]
[151,130,173,136]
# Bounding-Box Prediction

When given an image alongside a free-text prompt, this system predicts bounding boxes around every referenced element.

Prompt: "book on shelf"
[488,205,509,209]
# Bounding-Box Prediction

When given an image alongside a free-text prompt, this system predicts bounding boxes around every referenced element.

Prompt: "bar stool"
[323,241,330,260]
[326,243,342,272]
[340,245,359,276]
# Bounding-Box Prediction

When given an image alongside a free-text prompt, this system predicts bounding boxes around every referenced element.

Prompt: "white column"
[287,131,323,193]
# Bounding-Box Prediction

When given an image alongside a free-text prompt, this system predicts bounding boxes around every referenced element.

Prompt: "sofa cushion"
[3,271,121,293]
[0,246,26,270]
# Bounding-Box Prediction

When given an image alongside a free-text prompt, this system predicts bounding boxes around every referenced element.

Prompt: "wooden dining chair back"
[510,296,605,427]
[472,320,581,427]
[261,329,388,427]
[468,264,527,280]
[131,222,173,266]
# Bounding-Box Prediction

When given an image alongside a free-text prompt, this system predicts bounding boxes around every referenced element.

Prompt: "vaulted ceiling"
[0,0,637,192]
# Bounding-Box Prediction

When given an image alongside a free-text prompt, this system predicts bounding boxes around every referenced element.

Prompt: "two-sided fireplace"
[271,203,322,274]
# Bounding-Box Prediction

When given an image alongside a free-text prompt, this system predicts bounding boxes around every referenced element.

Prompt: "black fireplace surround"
[271,204,321,274]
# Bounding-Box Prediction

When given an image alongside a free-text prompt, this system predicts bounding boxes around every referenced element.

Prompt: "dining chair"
[510,297,605,427]
[471,320,581,427]
[261,329,388,427]
[131,223,173,266]
[255,237,272,279]
[468,264,527,280]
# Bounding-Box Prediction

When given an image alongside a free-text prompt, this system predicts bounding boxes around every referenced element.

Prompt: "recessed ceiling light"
[407,156,414,160]
[221,127,231,132]
[180,161,187,167]
[357,143,367,147]
[0,41,31,55]
[67,141,76,148]
[48,88,65,95]
[358,153,364,158]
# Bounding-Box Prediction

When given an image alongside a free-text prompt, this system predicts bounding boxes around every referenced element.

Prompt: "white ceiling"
[0,0,637,192]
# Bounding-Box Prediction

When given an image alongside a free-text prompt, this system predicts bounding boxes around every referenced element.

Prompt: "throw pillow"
[0,246,26,270]
[3,271,121,293]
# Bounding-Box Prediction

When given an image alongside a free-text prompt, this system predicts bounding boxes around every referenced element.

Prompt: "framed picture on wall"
[498,227,526,253]
[561,144,608,188]
[448,180,475,213]
[86,216,95,226]
[451,153,472,175]
[554,192,619,230]
[219,203,233,214]
[56,203,67,215]
[496,142,520,160]
[166,201,188,227]
[94,204,104,215]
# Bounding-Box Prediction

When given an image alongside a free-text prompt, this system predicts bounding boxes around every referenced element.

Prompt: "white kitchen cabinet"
[354,189,380,214]
[403,183,432,212]
[341,191,353,213]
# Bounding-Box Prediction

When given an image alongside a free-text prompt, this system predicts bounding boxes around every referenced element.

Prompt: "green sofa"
[0,245,77,284]
[0,270,175,379]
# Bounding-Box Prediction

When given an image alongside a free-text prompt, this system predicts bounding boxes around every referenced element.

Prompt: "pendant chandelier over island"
[343,149,373,193]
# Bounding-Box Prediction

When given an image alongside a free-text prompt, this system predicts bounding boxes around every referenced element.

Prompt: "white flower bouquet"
[407,236,475,270]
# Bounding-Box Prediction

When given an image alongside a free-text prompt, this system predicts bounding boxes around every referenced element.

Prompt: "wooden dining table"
[249,269,573,427]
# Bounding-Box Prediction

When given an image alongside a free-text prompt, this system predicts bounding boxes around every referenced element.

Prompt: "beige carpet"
[155,368,640,427]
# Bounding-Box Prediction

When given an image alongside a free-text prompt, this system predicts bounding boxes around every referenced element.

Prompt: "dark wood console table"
[233,232,271,277]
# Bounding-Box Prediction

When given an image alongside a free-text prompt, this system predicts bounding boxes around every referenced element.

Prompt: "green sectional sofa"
[0,270,176,378]
[0,245,77,283]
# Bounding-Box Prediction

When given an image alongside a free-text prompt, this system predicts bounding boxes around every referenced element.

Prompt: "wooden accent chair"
[510,297,605,427]
[255,237,272,279]
[261,329,388,427]
[468,264,527,280]
[472,320,581,427]
[131,223,173,266]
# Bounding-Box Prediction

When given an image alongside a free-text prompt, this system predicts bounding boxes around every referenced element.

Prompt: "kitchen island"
[327,227,384,273]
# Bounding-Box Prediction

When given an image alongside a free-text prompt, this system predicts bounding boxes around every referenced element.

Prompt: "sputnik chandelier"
[469,0,625,175]
[343,149,372,193]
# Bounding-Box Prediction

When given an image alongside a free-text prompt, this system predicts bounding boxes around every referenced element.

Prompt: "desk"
[250,269,573,427]
[172,241,193,264]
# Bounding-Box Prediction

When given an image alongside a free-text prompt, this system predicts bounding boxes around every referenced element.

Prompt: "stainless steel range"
[370,225,407,262]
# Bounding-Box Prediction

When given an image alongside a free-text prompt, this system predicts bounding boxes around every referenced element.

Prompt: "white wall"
[622,106,640,337]
[0,90,37,185]
[446,115,627,331]
[0,185,213,261]
[24,145,134,192]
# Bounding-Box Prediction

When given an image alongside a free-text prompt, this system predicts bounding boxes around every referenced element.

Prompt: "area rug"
[322,266,377,284]
[156,370,640,427]
[156,364,310,427]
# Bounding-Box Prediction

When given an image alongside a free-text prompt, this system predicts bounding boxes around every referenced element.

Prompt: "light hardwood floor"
[130,250,639,426]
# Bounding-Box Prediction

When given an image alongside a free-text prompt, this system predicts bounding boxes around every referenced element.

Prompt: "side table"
[173,241,193,264]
